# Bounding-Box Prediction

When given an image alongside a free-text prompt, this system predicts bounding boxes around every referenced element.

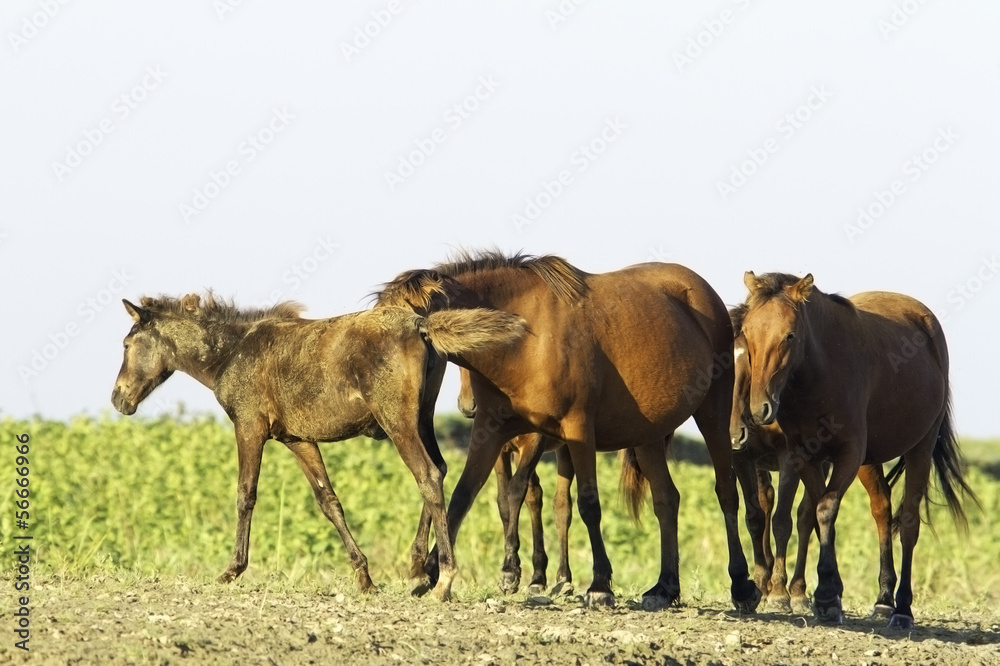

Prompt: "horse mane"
[745,272,856,314]
[140,292,305,325]
[729,303,749,336]
[373,270,451,311]
[433,249,588,303]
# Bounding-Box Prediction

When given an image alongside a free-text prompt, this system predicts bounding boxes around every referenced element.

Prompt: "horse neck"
[796,294,850,379]
[167,318,246,390]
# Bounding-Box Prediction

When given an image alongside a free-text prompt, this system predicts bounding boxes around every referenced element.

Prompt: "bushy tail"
[930,399,980,530]
[619,448,647,524]
[420,308,526,357]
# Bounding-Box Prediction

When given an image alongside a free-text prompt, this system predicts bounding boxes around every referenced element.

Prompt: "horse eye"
[784,332,795,342]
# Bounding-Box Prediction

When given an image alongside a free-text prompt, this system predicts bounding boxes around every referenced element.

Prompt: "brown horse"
[729,308,901,616]
[737,272,977,627]
[110,293,525,601]
[457,368,574,595]
[378,251,760,610]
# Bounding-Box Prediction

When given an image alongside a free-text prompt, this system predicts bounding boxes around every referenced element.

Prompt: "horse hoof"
[733,584,762,614]
[409,577,432,597]
[357,575,376,594]
[527,583,546,595]
[790,598,812,616]
[499,570,521,595]
[217,570,239,584]
[550,580,574,598]
[641,595,675,611]
[585,590,615,608]
[888,613,914,630]
[431,583,452,603]
[641,582,679,610]
[766,595,792,614]
[814,597,844,625]
[871,603,895,619]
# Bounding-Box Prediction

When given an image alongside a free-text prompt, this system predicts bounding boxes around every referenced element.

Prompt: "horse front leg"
[285,441,374,593]
[219,424,266,583]
[810,446,863,625]
[733,449,771,595]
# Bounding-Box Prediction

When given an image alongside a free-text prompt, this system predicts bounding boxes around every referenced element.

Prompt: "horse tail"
[884,457,905,488]
[419,309,526,356]
[928,396,980,530]
[619,448,647,524]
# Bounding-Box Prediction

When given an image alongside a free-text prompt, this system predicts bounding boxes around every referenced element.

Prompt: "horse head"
[739,271,814,426]
[111,299,177,415]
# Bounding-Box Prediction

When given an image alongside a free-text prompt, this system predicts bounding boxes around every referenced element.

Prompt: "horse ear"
[744,271,762,294]
[789,274,815,302]
[180,294,201,314]
[123,299,151,325]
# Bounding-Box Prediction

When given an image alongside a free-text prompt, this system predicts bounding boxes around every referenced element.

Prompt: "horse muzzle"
[730,424,749,451]
[111,387,137,415]
[752,398,779,426]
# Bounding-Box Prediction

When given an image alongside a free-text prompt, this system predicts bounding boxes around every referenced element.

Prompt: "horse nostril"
[738,425,748,445]
[761,402,772,422]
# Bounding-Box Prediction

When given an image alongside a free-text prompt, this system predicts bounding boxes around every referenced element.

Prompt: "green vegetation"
[2,416,998,611]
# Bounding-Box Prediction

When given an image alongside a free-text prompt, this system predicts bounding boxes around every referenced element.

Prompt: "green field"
[2,415,998,611]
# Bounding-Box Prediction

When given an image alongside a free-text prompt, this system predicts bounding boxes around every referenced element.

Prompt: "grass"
[2,415,998,612]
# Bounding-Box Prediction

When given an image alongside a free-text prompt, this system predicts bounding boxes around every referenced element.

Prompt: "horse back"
[219,308,429,443]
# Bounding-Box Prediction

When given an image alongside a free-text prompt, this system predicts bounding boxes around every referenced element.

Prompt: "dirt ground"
[6,576,999,665]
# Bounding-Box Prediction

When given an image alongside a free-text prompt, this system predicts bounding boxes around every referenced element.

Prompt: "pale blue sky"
[3,1,999,438]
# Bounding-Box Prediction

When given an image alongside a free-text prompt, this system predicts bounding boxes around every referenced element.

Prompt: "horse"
[737,272,978,627]
[110,293,525,601]
[377,251,760,610]
[457,367,574,595]
[730,305,901,616]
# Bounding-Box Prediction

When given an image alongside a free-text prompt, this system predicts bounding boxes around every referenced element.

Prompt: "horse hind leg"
[632,436,681,609]
[524,455,550,593]
[857,463,897,618]
[889,425,938,630]
[500,435,546,595]
[284,441,374,593]
[564,425,614,607]
[693,382,761,613]
[551,446,574,597]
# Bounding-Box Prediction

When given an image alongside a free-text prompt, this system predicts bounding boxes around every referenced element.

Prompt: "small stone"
[724,631,741,648]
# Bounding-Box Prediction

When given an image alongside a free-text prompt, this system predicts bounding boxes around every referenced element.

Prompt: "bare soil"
[6,576,999,665]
